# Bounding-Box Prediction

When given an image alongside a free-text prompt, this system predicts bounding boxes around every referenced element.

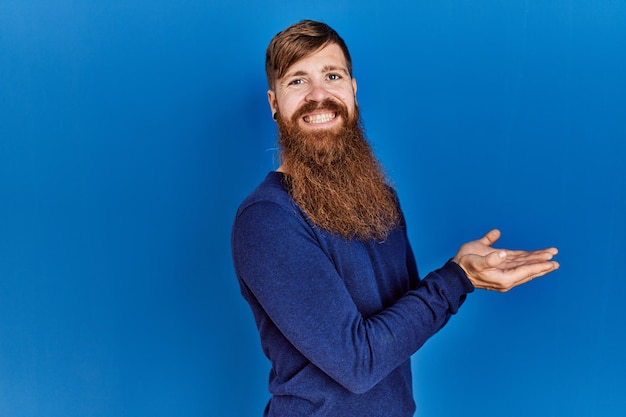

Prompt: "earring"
[272,112,277,121]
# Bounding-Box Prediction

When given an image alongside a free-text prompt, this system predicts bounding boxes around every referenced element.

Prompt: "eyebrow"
[321,65,349,75]
[283,65,350,79]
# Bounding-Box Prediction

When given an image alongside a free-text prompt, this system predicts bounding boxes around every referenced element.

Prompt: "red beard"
[276,99,400,241]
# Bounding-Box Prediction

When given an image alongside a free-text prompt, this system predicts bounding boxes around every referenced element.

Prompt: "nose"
[305,81,331,103]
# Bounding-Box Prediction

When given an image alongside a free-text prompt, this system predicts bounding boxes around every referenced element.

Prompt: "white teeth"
[304,113,336,124]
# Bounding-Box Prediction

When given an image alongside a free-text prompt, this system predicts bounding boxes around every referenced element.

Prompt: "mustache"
[290,99,349,123]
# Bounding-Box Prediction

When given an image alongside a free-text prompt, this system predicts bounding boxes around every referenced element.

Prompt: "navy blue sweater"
[231,172,474,416]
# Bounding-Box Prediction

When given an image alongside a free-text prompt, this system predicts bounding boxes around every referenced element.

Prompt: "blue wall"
[1,1,624,416]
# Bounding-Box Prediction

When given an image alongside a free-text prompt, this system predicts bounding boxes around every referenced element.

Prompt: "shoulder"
[231,173,325,275]
[235,171,297,220]
[232,172,315,241]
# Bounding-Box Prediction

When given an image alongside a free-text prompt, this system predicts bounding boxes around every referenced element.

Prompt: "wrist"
[444,258,475,292]
[451,256,466,273]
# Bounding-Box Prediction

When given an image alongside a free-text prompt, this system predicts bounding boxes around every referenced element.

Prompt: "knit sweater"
[231,172,474,416]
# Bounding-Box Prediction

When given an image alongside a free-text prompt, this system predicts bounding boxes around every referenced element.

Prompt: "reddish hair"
[265,20,353,90]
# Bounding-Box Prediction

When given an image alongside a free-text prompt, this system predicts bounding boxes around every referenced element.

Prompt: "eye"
[288,78,304,86]
[328,73,341,81]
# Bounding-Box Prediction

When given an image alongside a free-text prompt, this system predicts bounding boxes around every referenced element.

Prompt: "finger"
[538,247,559,256]
[487,262,558,292]
[500,247,559,259]
[499,247,559,258]
[506,261,560,286]
[505,251,556,263]
[500,249,558,267]
[484,249,507,268]
[479,229,501,247]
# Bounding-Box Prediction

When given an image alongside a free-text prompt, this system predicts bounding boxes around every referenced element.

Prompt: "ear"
[352,78,358,103]
[267,90,278,117]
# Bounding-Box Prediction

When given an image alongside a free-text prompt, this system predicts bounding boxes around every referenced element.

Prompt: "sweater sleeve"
[232,200,474,394]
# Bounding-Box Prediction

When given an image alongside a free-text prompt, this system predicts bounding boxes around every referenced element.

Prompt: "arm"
[452,229,560,292]
[232,201,473,394]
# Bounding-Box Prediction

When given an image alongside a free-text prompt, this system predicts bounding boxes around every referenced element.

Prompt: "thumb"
[484,250,506,267]
[479,229,501,247]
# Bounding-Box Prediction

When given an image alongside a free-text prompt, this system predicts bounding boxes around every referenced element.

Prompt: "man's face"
[267,42,358,133]
[265,41,399,240]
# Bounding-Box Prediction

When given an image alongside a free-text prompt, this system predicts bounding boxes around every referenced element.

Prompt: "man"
[231,20,559,417]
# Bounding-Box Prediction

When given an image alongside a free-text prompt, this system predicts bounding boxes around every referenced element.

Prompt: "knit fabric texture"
[231,172,474,416]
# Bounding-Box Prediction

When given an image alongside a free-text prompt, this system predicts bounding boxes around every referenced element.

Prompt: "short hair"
[265,20,353,91]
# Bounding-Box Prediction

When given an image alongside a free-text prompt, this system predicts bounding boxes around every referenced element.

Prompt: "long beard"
[276,99,400,241]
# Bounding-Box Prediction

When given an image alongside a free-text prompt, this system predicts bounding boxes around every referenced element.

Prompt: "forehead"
[283,43,349,76]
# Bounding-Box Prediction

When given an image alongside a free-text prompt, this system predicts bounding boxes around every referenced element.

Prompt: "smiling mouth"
[303,112,337,124]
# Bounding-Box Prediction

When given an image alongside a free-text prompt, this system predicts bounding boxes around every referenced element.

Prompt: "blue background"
[1,1,624,416]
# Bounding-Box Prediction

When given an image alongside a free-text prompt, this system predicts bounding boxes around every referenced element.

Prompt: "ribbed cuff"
[441,259,476,294]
